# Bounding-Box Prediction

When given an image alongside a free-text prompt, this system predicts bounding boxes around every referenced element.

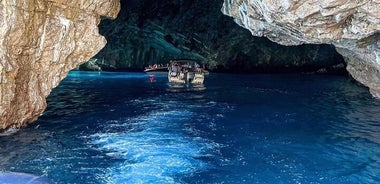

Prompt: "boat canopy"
[169,59,201,69]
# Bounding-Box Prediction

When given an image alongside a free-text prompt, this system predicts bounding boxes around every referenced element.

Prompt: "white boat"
[143,66,168,75]
[144,63,209,76]
[168,59,205,84]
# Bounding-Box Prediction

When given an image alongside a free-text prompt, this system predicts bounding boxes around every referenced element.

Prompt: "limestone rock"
[0,0,120,129]
[222,0,380,97]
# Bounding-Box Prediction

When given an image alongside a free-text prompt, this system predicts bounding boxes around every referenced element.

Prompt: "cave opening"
[82,0,346,75]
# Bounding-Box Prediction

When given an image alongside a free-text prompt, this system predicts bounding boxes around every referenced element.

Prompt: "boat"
[168,59,205,84]
[144,63,209,76]
[143,64,168,75]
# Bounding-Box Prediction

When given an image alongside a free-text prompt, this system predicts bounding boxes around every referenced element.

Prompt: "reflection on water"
[343,106,380,144]
[167,83,206,93]
[89,110,214,183]
[0,72,379,183]
[86,89,227,183]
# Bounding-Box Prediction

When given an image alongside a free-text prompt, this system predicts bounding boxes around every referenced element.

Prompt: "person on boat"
[196,67,203,73]
[194,62,202,73]
[170,63,179,76]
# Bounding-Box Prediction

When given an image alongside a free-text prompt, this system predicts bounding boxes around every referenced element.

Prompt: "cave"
[85,0,346,74]
[0,0,379,183]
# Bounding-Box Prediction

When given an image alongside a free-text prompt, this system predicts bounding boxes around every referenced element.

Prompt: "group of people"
[169,61,203,74]
[145,63,168,70]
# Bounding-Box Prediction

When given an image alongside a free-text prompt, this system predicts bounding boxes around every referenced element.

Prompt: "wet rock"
[0,0,120,129]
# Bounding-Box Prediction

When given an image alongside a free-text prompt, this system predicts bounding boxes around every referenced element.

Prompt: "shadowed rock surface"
[89,0,344,73]
[0,0,120,129]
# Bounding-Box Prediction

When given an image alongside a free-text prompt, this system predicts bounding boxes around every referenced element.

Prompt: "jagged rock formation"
[90,0,344,73]
[222,0,380,97]
[0,0,120,129]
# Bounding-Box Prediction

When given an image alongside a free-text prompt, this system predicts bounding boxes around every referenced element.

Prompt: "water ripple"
[89,108,220,183]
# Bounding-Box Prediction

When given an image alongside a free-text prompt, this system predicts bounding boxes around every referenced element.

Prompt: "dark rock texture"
[90,0,344,73]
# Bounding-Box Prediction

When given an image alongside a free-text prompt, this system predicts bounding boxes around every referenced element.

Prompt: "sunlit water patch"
[89,111,212,183]
[86,93,229,183]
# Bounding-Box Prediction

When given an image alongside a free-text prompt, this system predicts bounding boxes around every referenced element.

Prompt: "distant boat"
[143,66,168,75]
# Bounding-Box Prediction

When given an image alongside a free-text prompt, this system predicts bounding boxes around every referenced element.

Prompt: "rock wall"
[0,0,120,129]
[222,0,380,97]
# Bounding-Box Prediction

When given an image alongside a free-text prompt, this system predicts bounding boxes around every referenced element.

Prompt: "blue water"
[1,71,379,184]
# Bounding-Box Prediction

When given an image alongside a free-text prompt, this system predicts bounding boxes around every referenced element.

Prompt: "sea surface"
[1,71,379,184]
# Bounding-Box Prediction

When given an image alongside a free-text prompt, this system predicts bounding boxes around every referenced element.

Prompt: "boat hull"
[168,71,204,84]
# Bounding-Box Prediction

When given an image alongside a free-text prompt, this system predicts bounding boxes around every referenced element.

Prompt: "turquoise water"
[0,71,379,183]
